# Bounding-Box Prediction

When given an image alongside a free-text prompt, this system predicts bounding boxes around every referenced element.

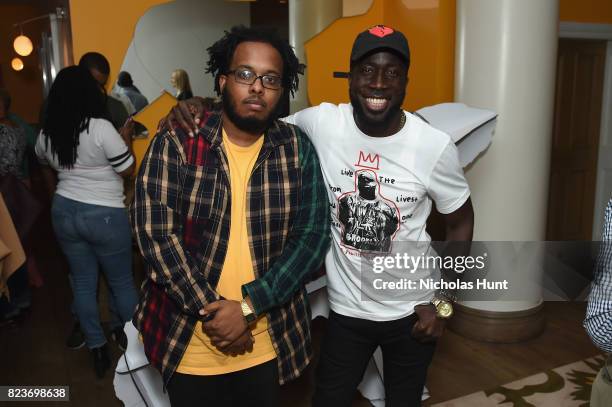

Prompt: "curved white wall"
[119,0,250,102]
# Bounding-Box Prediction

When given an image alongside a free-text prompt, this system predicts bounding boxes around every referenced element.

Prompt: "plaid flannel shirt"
[131,111,330,387]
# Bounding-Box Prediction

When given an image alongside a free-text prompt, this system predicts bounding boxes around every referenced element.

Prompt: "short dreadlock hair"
[206,25,301,97]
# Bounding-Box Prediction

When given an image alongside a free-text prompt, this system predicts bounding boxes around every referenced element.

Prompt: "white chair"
[114,322,170,407]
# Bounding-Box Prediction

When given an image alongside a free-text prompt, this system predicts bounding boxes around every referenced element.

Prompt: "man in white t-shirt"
[285,26,473,406]
[165,25,474,406]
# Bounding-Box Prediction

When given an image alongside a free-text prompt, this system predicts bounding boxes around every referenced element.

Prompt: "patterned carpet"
[432,355,605,407]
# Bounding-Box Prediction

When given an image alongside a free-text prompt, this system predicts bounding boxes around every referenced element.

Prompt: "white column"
[288,0,343,113]
[455,0,559,312]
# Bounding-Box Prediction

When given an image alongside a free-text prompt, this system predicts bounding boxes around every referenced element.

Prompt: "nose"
[369,69,387,89]
[249,76,265,94]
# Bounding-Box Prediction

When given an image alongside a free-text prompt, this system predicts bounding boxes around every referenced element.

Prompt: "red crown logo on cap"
[368,25,394,38]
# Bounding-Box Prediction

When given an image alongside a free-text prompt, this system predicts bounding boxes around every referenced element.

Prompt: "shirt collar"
[198,111,294,149]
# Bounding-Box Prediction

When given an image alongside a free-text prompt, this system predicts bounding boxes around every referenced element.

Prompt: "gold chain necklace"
[397,111,406,132]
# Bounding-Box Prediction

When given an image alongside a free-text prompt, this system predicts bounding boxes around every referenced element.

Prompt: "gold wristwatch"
[241,298,256,324]
[431,298,453,319]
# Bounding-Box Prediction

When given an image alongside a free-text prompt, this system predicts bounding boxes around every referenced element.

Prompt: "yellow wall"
[130,92,177,165]
[560,0,612,24]
[69,0,173,166]
[69,0,170,92]
[305,0,455,111]
[305,1,384,107]
[385,0,455,109]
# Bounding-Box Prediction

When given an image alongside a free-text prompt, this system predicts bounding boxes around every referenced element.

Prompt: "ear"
[219,74,227,93]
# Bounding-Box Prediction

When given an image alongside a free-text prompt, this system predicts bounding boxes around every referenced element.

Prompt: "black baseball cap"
[350,25,410,66]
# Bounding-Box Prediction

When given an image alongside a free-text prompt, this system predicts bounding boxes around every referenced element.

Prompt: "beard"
[349,88,405,129]
[222,87,280,134]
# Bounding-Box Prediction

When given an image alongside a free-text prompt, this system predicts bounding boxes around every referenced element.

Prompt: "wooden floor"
[0,208,600,406]
[424,302,600,405]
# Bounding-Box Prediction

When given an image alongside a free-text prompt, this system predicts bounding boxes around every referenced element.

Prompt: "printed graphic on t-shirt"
[337,151,400,252]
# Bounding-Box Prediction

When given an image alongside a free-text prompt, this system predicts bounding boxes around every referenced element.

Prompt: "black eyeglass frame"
[225,68,283,90]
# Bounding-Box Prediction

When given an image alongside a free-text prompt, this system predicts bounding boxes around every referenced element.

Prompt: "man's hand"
[119,117,134,139]
[156,96,218,138]
[200,300,248,348]
[217,330,255,356]
[411,304,446,342]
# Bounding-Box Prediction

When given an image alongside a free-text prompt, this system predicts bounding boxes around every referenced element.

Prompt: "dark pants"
[313,311,436,407]
[0,265,30,319]
[167,359,279,407]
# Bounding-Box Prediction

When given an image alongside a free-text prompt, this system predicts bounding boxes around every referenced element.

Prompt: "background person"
[51,52,134,351]
[585,197,612,406]
[78,52,130,130]
[0,89,28,181]
[0,88,32,324]
[114,71,149,113]
[170,68,193,101]
[35,66,138,379]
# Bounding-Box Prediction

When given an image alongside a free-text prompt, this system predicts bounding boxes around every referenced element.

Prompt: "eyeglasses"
[226,68,282,90]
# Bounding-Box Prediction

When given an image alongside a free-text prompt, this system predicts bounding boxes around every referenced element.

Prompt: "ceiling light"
[14,34,33,56]
[11,57,24,71]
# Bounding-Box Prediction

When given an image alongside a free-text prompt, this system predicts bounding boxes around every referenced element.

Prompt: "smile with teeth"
[364,97,388,111]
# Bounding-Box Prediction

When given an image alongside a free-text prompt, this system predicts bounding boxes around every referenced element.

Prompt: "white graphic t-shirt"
[285,103,470,321]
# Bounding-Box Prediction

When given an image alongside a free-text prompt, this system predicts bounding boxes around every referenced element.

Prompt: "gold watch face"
[241,300,256,323]
[241,302,249,314]
[435,300,453,319]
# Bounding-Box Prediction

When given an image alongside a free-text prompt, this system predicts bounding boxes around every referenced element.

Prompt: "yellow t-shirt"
[176,129,276,375]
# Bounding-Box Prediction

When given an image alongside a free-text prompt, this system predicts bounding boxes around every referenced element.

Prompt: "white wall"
[118,0,250,102]
[342,0,372,17]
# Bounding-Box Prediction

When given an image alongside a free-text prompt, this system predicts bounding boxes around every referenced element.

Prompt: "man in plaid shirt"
[131,26,329,406]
